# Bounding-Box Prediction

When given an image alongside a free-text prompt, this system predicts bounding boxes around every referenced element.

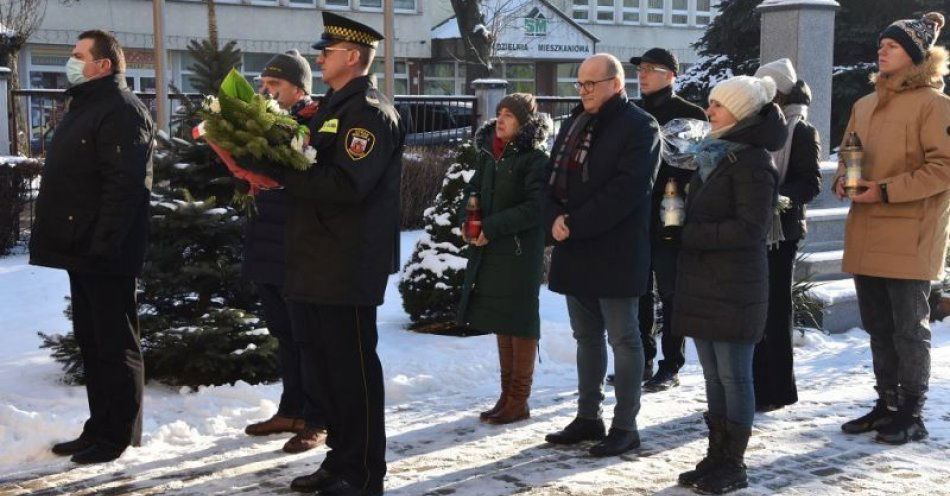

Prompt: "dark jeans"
[694,338,756,428]
[567,295,644,432]
[255,283,324,428]
[288,302,386,493]
[648,243,687,373]
[853,275,931,398]
[753,239,799,408]
[68,271,144,450]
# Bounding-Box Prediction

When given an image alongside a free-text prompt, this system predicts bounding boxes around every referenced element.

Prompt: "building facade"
[25,0,717,98]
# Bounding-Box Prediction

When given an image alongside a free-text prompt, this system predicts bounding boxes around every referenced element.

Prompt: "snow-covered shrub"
[399,141,478,330]
[400,145,455,230]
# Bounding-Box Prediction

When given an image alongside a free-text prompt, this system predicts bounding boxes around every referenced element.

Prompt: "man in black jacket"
[543,53,661,457]
[244,13,403,496]
[242,50,328,454]
[31,30,154,465]
[632,48,707,393]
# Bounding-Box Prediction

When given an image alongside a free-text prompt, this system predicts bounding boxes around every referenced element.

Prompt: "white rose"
[290,135,303,152]
[209,98,221,114]
[304,146,317,163]
[266,98,284,114]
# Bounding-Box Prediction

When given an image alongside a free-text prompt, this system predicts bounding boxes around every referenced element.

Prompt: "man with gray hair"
[543,53,661,456]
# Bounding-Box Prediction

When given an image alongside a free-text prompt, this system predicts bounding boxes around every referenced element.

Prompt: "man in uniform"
[243,12,403,496]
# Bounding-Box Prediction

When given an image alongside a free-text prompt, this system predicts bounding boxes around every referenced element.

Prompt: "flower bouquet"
[193,69,316,198]
[660,118,712,171]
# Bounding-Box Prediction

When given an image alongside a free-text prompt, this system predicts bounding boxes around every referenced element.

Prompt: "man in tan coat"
[833,11,950,445]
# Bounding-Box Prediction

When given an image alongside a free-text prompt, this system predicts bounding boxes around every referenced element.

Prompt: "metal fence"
[535,96,581,140]
[12,89,479,154]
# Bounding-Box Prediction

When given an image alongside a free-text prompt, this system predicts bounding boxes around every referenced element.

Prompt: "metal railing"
[12,89,480,154]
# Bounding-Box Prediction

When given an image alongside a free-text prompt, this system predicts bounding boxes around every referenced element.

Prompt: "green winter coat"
[456,115,551,339]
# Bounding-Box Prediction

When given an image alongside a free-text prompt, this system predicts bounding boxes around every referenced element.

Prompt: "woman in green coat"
[457,93,551,425]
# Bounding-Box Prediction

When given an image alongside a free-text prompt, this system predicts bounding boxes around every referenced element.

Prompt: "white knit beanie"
[708,75,777,122]
[754,58,797,94]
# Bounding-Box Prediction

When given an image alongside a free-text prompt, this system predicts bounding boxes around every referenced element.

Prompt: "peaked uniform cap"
[313,12,385,50]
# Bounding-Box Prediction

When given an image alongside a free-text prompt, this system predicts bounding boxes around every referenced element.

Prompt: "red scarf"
[492,134,508,160]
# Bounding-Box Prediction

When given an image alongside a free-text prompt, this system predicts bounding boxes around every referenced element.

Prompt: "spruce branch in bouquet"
[194,69,316,209]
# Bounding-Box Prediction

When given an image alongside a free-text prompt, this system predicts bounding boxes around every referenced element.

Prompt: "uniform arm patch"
[345,127,375,160]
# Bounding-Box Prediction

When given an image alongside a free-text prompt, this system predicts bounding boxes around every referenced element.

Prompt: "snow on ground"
[1,232,949,495]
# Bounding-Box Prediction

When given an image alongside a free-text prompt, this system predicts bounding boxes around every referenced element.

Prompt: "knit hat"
[708,75,777,122]
[496,93,538,125]
[879,12,945,65]
[754,58,797,94]
[261,49,313,95]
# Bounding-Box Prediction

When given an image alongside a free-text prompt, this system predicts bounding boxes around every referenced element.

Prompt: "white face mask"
[65,57,90,86]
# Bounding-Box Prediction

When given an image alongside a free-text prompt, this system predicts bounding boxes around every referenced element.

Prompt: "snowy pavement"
[1,232,949,495]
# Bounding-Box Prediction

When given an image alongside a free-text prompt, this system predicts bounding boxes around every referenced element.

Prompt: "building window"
[503,63,535,94]
[596,0,614,23]
[394,0,415,10]
[323,0,349,8]
[695,0,712,25]
[424,62,464,95]
[671,0,688,25]
[359,0,381,8]
[647,0,664,24]
[556,62,580,96]
[622,0,640,24]
[623,63,640,98]
[572,0,590,21]
[288,0,315,7]
[370,60,410,95]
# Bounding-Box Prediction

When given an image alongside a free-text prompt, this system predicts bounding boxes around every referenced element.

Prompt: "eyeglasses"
[638,65,671,75]
[321,46,354,57]
[573,77,614,92]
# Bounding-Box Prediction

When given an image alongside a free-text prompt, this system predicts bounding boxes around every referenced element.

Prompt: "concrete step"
[795,249,845,282]
[801,206,848,252]
[806,277,862,333]
[809,161,842,209]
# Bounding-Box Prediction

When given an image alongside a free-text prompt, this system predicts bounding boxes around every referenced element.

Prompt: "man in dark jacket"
[243,13,403,496]
[631,48,707,393]
[31,30,154,465]
[543,53,661,457]
[242,50,328,454]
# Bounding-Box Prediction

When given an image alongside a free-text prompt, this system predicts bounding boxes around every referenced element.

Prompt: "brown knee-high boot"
[487,336,537,425]
[480,334,514,421]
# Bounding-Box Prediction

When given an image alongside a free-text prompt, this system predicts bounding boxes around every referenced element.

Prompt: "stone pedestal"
[471,79,508,129]
[757,0,839,158]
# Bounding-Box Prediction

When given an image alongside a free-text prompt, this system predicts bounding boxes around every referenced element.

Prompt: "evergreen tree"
[398,141,479,334]
[676,0,761,106]
[39,37,281,389]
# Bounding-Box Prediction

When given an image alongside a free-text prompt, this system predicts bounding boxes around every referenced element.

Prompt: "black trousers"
[753,239,799,409]
[853,274,931,398]
[68,271,144,450]
[288,302,386,492]
[641,243,687,373]
[255,283,324,427]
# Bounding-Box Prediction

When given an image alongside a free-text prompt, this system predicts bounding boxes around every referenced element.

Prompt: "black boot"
[841,387,897,434]
[693,420,750,495]
[589,427,640,457]
[52,435,95,456]
[643,368,680,393]
[291,467,341,493]
[545,417,606,445]
[678,413,726,487]
[70,444,125,464]
[875,393,928,445]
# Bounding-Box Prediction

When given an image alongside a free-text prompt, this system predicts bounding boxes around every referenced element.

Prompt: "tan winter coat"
[837,47,950,281]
